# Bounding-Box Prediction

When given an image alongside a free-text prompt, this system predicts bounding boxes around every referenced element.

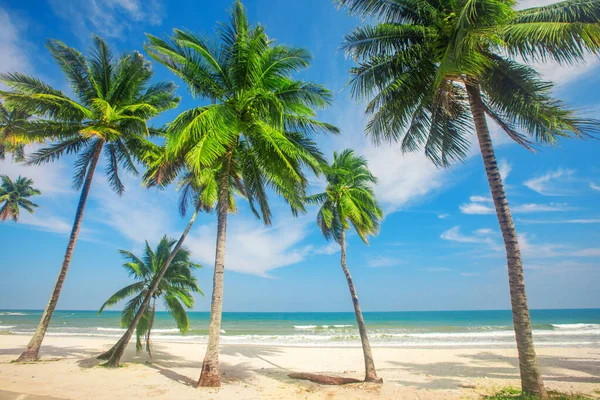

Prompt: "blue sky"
[0,0,599,312]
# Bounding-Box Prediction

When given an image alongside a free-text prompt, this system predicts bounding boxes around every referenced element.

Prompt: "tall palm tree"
[98,154,221,367]
[0,102,33,161]
[0,36,179,362]
[145,0,338,386]
[307,149,383,383]
[337,0,600,396]
[99,235,202,357]
[0,175,41,222]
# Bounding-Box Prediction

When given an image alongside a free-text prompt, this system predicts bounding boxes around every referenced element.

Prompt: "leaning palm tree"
[99,235,202,357]
[99,152,221,367]
[307,149,383,383]
[145,0,338,386]
[337,0,600,396]
[0,102,34,161]
[0,175,41,222]
[0,36,179,362]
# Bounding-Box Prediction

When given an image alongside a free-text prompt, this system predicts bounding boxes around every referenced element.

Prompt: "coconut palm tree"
[145,0,338,386]
[0,102,33,161]
[98,152,222,367]
[0,36,179,362]
[337,0,600,396]
[306,149,383,383]
[0,175,41,222]
[99,235,202,357]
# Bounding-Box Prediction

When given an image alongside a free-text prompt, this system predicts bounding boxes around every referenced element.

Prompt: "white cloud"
[572,248,600,257]
[469,195,492,202]
[0,155,72,197]
[313,242,340,255]
[441,226,499,250]
[437,213,449,219]
[16,212,72,234]
[518,218,600,224]
[498,159,512,181]
[591,183,600,191]
[185,215,312,278]
[460,201,572,214]
[48,0,164,38]
[518,233,566,258]
[0,8,32,76]
[367,256,402,268]
[524,168,576,196]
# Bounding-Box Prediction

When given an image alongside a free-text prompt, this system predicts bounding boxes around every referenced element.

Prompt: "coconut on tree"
[337,0,600,396]
[0,175,41,222]
[0,36,179,362]
[145,0,338,386]
[99,235,202,357]
[306,149,383,383]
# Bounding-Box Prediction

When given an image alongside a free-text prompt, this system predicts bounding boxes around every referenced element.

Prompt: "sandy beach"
[0,335,598,399]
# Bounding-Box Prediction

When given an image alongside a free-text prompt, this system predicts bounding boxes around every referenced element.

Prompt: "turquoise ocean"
[1,309,599,348]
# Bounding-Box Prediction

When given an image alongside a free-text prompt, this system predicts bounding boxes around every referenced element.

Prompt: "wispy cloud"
[591,182,600,191]
[367,256,403,268]
[498,159,512,181]
[460,272,482,277]
[518,218,600,225]
[422,267,452,272]
[185,215,313,277]
[440,226,500,250]
[460,199,572,214]
[523,168,576,196]
[572,248,600,257]
[313,242,340,255]
[0,8,33,77]
[48,0,164,38]
[437,213,450,219]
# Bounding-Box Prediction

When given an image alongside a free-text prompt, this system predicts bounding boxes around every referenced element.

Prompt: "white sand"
[0,335,598,399]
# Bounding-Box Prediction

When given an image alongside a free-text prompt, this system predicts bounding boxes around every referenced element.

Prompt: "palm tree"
[0,175,41,222]
[145,0,338,386]
[99,235,202,357]
[0,102,33,161]
[307,149,383,383]
[337,0,600,396]
[0,36,179,362]
[98,154,221,367]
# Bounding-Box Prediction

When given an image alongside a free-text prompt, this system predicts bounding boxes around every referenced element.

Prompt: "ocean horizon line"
[2,308,599,313]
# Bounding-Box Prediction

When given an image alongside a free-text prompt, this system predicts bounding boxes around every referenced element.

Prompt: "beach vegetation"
[0,103,35,161]
[336,0,600,396]
[306,149,383,383]
[99,235,202,357]
[144,0,337,386]
[0,175,40,222]
[1,35,179,362]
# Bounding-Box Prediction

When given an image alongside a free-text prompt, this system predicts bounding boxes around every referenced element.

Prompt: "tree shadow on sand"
[383,351,600,390]
[0,345,97,361]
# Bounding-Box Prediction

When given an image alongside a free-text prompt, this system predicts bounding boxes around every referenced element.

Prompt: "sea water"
[1,309,598,348]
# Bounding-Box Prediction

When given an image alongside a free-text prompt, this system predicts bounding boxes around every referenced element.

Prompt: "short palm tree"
[145,0,337,386]
[99,236,201,357]
[337,0,600,396]
[99,150,221,367]
[0,102,33,161]
[307,149,383,383]
[0,175,41,222]
[1,36,179,362]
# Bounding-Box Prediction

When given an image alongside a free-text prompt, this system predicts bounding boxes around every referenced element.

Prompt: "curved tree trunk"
[466,83,547,398]
[17,141,103,362]
[339,230,381,383]
[146,299,156,358]
[99,202,203,366]
[198,169,230,388]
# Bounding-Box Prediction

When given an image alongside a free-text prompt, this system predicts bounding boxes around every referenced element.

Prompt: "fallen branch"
[288,372,362,385]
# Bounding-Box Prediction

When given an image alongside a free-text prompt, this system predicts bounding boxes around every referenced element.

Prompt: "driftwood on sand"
[288,372,362,385]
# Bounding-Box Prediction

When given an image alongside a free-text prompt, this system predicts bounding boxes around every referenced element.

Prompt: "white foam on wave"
[552,324,600,330]
[0,312,27,316]
[96,327,125,332]
[333,325,353,328]
[0,325,16,329]
[294,325,317,330]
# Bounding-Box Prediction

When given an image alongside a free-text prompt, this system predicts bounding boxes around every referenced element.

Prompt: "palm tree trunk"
[17,141,103,362]
[339,229,381,383]
[146,299,156,358]
[198,169,230,388]
[99,201,203,366]
[466,83,547,398]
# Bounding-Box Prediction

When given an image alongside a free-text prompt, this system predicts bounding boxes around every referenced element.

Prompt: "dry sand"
[0,335,599,399]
